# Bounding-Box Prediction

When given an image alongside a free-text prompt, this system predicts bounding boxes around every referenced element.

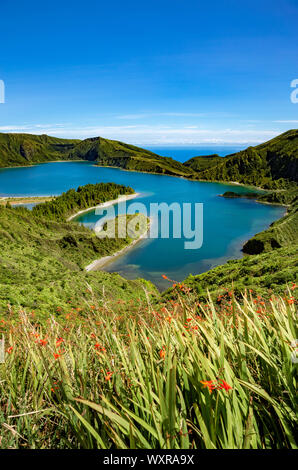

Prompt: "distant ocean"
[144,146,248,163]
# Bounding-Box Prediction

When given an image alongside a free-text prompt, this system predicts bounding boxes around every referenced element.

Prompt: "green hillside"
[0,132,194,177]
[0,184,157,316]
[242,195,298,254]
[219,187,298,255]
[163,243,297,302]
[162,184,298,301]
[67,136,194,177]
[32,182,134,221]
[189,129,298,188]
[1,130,297,188]
[183,153,222,171]
[0,133,79,167]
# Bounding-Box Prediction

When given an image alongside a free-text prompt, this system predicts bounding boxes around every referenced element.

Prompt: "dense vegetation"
[67,136,194,177]
[162,244,297,302]
[32,182,134,221]
[161,185,298,300]
[0,133,79,167]
[1,130,297,189]
[221,191,261,199]
[0,132,193,177]
[0,133,297,449]
[221,188,297,204]
[190,130,298,188]
[183,153,222,171]
[0,193,156,316]
[0,289,296,448]
[242,196,297,254]
[220,187,298,255]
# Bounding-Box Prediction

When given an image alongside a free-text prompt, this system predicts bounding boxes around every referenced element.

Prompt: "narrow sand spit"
[0,196,54,205]
[85,218,151,272]
[67,193,140,221]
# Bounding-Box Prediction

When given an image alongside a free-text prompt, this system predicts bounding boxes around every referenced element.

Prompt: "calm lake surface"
[0,161,285,290]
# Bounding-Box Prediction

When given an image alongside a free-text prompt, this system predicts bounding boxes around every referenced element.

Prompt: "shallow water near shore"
[0,161,285,290]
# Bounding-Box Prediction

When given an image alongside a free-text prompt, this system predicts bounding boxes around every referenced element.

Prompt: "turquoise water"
[0,161,285,290]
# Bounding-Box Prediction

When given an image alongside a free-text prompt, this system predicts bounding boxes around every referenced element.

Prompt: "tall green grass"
[0,287,297,449]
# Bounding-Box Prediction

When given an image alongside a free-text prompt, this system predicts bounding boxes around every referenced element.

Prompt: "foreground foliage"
[0,288,297,449]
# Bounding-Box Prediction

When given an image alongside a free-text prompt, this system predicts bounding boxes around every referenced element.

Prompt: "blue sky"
[0,0,297,145]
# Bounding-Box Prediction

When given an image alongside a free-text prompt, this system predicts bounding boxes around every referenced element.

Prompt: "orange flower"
[200,380,216,393]
[162,274,168,280]
[218,379,232,391]
[51,380,60,392]
[56,337,64,347]
[201,378,232,393]
[6,346,13,354]
[53,350,64,359]
[39,339,47,346]
[159,348,166,359]
[94,343,106,352]
[105,372,113,381]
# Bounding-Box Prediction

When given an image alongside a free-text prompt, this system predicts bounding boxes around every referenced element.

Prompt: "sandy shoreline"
[67,192,140,221]
[85,218,151,272]
[0,196,54,205]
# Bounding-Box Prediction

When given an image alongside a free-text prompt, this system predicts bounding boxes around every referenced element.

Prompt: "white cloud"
[0,125,30,131]
[0,124,281,145]
[117,112,206,119]
[273,120,298,123]
[0,123,69,132]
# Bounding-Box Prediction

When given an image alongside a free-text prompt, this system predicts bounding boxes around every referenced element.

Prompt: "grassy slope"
[183,154,222,171]
[0,132,194,176]
[163,244,298,301]
[221,187,298,254]
[189,129,298,188]
[1,294,296,449]
[67,136,194,177]
[0,203,156,316]
[1,131,297,305]
[1,130,297,185]
[242,193,298,254]
[0,133,80,167]
[163,185,298,300]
